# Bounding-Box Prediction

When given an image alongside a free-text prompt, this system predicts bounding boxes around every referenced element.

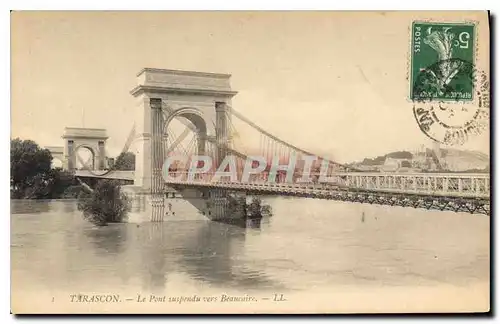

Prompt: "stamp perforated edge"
[406,19,480,104]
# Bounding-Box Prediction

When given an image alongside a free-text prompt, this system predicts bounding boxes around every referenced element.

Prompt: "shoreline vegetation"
[10,138,136,200]
[10,138,84,200]
[227,195,273,221]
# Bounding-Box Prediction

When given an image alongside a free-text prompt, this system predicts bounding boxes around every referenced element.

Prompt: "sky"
[11,11,490,163]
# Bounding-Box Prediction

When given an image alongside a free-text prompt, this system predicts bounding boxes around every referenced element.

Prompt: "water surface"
[11,198,490,313]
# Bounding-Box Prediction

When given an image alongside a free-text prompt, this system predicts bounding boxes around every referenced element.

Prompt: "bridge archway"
[51,157,64,169]
[73,144,96,170]
[163,107,208,157]
[45,146,65,169]
[62,127,108,171]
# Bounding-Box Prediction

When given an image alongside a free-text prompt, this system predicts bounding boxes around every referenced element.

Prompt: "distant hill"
[353,148,489,172]
[438,149,489,172]
[439,148,489,162]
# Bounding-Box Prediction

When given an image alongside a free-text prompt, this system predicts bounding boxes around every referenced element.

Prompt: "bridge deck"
[74,170,490,199]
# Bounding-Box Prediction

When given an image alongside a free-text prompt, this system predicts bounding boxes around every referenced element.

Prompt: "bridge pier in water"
[121,186,248,224]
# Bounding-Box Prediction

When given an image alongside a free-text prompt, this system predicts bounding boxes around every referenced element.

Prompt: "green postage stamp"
[410,22,476,101]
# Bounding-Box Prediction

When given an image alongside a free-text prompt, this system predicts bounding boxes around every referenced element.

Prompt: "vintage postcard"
[10,11,490,314]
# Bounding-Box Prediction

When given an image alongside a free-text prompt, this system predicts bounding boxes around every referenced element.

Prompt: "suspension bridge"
[61,68,489,222]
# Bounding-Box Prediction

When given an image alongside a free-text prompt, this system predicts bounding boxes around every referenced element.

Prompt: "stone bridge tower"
[124,68,241,223]
[62,127,108,170]
[129,68,237,190]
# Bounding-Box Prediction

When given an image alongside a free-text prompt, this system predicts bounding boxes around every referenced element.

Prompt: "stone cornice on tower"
[62,127,109,140]
[136,68,232,79]
[131,68,238,98]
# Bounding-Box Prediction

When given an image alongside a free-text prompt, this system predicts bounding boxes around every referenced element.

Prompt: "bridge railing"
[163,172,490,199]
[327,173,490,198]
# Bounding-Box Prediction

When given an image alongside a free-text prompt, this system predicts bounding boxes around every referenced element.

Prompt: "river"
[10,198,490,314]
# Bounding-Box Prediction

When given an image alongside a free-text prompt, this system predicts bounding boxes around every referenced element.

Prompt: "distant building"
[411,152,438,171]
[381,157,413,172]
[354,164,379,172]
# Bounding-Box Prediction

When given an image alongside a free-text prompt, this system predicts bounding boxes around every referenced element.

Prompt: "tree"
[10,138,53,199]
[227,194,247,218]
[114,152,135,171]
[248,197,263,219]
[77,180,129,226]
[48,168,80,198]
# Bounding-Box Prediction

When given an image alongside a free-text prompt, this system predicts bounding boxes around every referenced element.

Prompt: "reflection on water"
[138,224,170,292]
[63,201,77,214]
[83,225,129,256]
[11,199,51,215]
[10,199,490,296]
[246,218,263,229]
[176,220,283,291]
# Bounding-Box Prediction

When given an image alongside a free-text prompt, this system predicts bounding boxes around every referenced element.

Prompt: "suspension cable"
[228,107,360,172]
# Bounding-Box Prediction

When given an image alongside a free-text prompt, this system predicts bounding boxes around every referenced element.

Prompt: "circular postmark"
[412,58,490,146]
